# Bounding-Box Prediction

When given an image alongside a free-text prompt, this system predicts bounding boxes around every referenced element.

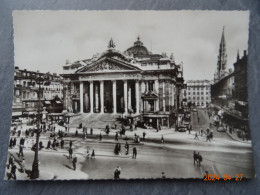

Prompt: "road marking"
[212,165,217,175]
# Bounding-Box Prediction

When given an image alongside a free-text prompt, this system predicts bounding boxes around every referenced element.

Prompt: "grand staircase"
[69,113,122,129]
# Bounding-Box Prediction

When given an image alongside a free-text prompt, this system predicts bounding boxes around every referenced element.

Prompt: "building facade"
[183,80,212,107]
[61,38,185,127]
[13,67,64,118]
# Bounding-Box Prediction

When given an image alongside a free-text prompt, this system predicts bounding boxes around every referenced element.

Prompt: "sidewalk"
[225,129,251,144]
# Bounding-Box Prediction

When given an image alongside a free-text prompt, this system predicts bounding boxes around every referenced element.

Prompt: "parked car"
[217,126,226,132]
[177,126,187,132]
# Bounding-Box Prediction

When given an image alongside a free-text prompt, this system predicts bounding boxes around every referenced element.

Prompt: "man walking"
[18,145,24,157]
[193,151,197,165]
[69,148,73,159]
[69,140,72,149]
[125,141,129,155]
[72,155,77,170]
[206,134,211,142]
[194,132,199,140]
[132,147,137,159]
[7,155,14,169]
[10,164,17,180]
[115,132,118,141]
[61,139,64,149]
[99,132,102,141]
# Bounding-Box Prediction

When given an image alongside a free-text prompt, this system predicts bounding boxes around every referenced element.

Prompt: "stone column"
[124,80,128,114]
[172,83,175,109]
[80,81,84,113]
[128,86,132,109]
[135,80,140,114]
[95,84,99,112]
[162,81,166,112]
[89,81,94,113]
[112,80,117,114]
[100,81,104,113]
[155,80,159,111]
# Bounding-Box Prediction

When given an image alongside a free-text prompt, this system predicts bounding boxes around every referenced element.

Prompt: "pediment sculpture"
[89,61,128,72]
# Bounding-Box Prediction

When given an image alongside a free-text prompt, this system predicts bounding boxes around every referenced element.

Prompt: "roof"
[126,37,149,56]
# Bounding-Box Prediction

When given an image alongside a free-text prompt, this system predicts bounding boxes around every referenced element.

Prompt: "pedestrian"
[114,143,119,155]
[161,135,165,144]
[52,140,56,150]
[69,148,73,159]
[39,141,43,150]
[132,147,137,159]
[72,155,77,170]
[17,130,21,137]
[61,139,64,149]
[90,127,93,135]
[125,141,129,155]
[10,164,17,180]
[75,129,78,137]
[91,147,95,159]
[118,143,121,154]
[86,146,90,158]
[69,140,72,148]
[198,116,200,122]
[99,132,102,141]
[7,155,14,169]
[114,166,121,179]
[194,132,199,140]
[115,132,118,141]
[18,145,24,157]
[198,153,202,166]
[193,151,197,165]
[143,132,146,139]
[46,140,51,149]
[206,134,211,142]
[9,138,13,149]
[200,128,203,136]
[162,172,166,179]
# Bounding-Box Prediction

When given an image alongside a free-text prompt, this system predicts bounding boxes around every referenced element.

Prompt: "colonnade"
[79,80,140,115]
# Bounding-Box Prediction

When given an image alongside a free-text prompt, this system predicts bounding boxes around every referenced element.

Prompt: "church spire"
[216,26,227,80]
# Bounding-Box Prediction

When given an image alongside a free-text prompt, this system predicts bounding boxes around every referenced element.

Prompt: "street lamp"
[30,73,50,180]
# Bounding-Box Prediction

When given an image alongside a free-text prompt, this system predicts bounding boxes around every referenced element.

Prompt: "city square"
[5,11,254,180]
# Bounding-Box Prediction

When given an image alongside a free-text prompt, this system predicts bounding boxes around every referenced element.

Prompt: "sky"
[13,10,249,80]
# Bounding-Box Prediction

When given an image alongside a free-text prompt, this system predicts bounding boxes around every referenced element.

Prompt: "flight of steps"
[70,113,122,129]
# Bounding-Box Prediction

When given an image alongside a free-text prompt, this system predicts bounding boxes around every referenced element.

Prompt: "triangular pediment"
[76,57,141,73]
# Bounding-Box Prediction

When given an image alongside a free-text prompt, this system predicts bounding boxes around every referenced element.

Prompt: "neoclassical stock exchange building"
[61,37,185,128]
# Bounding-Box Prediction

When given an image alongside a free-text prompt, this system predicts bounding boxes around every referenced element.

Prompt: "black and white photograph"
[5,10,254,180]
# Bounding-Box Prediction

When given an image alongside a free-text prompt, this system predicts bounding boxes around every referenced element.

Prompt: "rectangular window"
[201,92,203,95]
[188,92,190,95]
[206,92,208,95]
[16,90,20,96]
[197,97,200,100]
[193,92,195,95]
[193,97,195,100]
[201,97,204,100]
[197,92,199,95]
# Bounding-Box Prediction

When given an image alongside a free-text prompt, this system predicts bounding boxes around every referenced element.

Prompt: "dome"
[126,36,149,56]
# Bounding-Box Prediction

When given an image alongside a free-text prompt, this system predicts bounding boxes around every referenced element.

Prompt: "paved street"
[5,109,254,180]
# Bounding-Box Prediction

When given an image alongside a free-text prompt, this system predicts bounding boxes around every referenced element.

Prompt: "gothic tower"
[215,26,227,82]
